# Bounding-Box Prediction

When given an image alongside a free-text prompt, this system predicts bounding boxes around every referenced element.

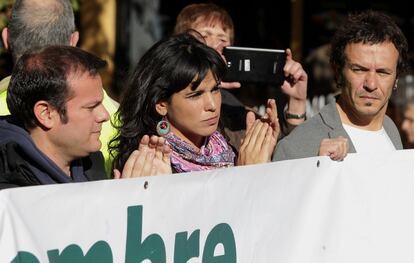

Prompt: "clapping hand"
[238,99,280,165]
[114,135,172,178]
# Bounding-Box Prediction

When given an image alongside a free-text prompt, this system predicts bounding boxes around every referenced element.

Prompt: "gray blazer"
[272,101,403,161]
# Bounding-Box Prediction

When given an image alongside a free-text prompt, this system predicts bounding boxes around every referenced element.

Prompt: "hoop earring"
[156,117,170,136]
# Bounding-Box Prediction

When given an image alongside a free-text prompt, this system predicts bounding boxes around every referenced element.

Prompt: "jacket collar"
[318,100,357,153]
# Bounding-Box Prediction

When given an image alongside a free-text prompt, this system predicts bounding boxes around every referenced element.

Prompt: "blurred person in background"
[401,100,414,148]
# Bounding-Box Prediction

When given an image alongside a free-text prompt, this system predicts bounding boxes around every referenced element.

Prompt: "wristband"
[284,111,306,119]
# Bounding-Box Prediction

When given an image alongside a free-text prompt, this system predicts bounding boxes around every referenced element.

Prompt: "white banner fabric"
[1,150,414,263]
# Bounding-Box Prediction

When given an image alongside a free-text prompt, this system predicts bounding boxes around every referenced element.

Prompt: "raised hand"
[318,136,349,161]
[281,48,308,100]
[262,99,280,146]
[113,135,172,179]
[281,48,308,125]
[238,99,280,165]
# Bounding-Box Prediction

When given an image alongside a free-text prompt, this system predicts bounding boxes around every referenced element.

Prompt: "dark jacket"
[0,116,107,190]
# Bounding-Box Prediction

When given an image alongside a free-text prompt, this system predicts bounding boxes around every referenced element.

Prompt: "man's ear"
[2,27,9,50]
[155,101,168,116]
[33,101,58,129]
[70,31,79,47]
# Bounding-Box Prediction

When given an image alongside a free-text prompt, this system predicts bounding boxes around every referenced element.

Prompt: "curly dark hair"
[109,33,226,172]
[330,10,409,87]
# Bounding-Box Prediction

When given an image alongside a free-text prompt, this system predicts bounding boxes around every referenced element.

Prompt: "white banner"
[1,150,414,262]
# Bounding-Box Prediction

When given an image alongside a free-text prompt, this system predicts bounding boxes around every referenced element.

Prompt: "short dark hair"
[8,0,76,62]
[330,10,409,87]
[7,45,107,129]
[110,33,226,171]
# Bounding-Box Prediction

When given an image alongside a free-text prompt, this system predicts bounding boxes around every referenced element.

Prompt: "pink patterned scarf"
[165,131,236,173]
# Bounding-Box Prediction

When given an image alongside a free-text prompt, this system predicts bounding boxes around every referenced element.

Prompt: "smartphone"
[222,46,286,86]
